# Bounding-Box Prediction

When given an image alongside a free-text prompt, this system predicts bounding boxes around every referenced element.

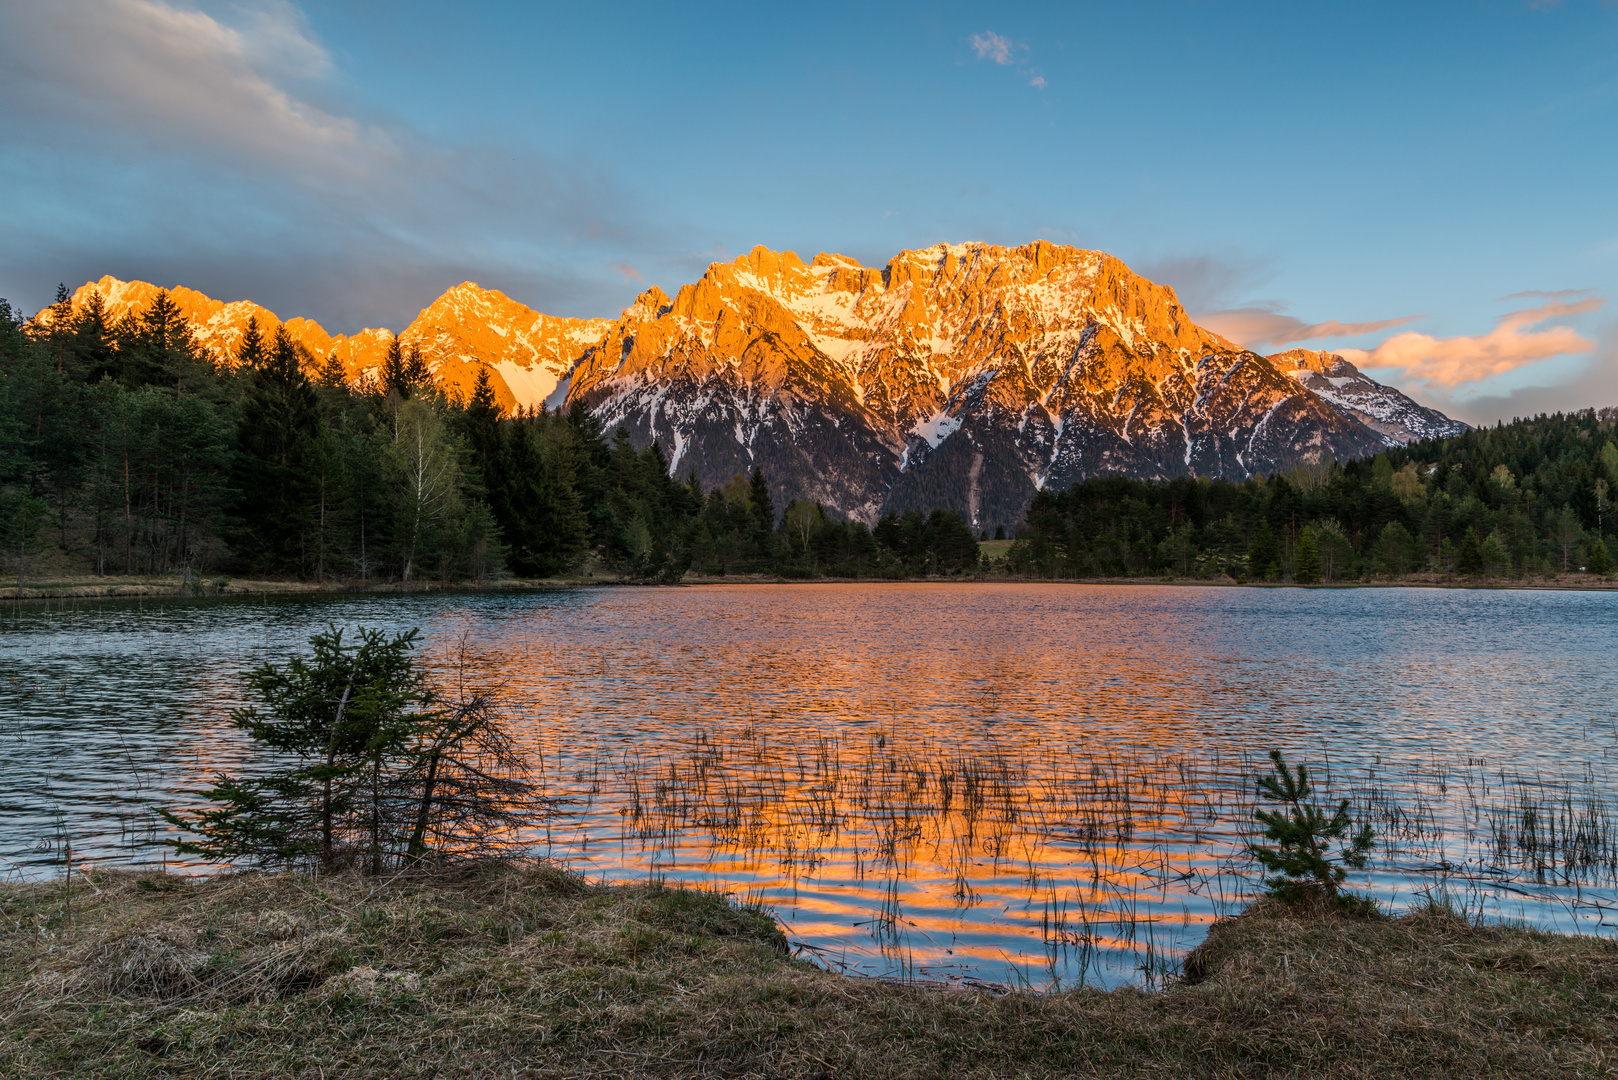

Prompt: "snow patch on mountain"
[912,410,963,448]
[493,361,559,411]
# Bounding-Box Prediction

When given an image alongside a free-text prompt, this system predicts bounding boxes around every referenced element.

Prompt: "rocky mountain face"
[1269,348,1468,444]
[565,243,1407,530]
[59,275,610,414]
[54,243,1462,533]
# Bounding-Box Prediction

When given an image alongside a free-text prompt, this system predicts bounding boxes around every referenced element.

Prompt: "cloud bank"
[1341,297,1603,389]
[2,0,387,185]
[0,0,655,331]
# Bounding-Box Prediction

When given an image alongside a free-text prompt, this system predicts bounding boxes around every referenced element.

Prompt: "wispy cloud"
[1339,296,1604,389]
[610,262,643,281]
[1139,252,1278,312]
[969,30,1045,87]
[970,31,1015,65]
[1499,288,1590,302]
[1195,302,1423,350]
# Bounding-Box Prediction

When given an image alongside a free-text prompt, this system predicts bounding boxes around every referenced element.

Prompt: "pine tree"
[43,283,73,371]
[1249,750,1375,910]
[1456,528,1484,577]
[1248,518,1279,580]
[566,402,612,547]
[1587,536,1612,576]
[141,290,204,394]
[380,337,409,399]
[237,314,267,370]
[230,325,320,572]
[749,467,774,537]
[1293,526,1321,584]
[1372,521,1415,577]
[316,352,348,388]
[463,367,502,478]
[162,626,536,872]
[70,290,113,381]
[403,344,430,395]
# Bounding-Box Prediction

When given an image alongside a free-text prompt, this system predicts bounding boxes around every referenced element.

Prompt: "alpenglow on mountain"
[61,242,1463,533]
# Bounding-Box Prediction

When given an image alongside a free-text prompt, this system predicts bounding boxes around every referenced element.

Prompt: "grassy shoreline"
[3,864,1616,1078]
[2,570,1615,603]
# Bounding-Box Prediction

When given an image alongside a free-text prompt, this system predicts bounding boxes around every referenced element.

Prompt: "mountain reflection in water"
[3,583,1616,988]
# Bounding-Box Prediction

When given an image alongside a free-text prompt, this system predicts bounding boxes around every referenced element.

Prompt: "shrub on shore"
[161,626,539,875]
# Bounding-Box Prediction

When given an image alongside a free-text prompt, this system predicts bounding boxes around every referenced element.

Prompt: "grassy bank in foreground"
[3,866,1616,1078]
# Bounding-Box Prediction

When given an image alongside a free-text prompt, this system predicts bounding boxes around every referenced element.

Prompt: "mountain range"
[58,242,1465,532]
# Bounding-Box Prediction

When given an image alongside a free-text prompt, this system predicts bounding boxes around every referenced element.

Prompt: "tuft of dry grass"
[3,864,1616,1078]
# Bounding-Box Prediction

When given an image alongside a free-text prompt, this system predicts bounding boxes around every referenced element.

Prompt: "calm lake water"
[3,583,1616,988]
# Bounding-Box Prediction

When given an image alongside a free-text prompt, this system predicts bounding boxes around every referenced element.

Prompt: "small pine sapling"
[1249,750,1375,911]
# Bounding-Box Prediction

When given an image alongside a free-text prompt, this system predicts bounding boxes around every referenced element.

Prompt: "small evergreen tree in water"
[1249,750,1375,910]
[163,626,536,873]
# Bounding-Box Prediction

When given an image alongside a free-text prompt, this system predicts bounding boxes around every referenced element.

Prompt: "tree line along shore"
[3,288,1617,589]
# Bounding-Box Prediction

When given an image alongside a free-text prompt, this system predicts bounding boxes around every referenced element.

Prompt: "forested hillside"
[1008,410,1618,582]
[0,288,979,585]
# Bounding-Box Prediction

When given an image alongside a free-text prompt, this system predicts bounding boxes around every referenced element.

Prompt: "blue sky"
[3,0,1616,424]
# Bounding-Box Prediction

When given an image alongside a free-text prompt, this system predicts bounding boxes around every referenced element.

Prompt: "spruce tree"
[1249,750,1375,909]
[237,314,267,370]
[380,337,409,399]
[380,338,431,400]
[1587,536,1612,576]
[402,344,431,395]
[463,366,502,480]
[140,290,204,394]
[162,626,535,872]
[230,325,320,572]
[1248,519,1279,580]
[70,290,113,381]
[566,402,612,547]
[1293,526,1321,584]
[316,352,348,388]
[749,467,775,537]
[1456,528,1484,577]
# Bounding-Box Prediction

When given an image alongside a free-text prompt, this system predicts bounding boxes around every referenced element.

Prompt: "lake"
[3,582,1616,988]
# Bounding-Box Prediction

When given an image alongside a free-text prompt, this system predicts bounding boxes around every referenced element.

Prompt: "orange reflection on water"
[17,582,1615,990]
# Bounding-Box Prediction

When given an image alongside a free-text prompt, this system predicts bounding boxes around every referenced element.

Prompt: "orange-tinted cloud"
[1196,304,1422,349]
[610,261,643,281]
[1339,297,1603,389]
